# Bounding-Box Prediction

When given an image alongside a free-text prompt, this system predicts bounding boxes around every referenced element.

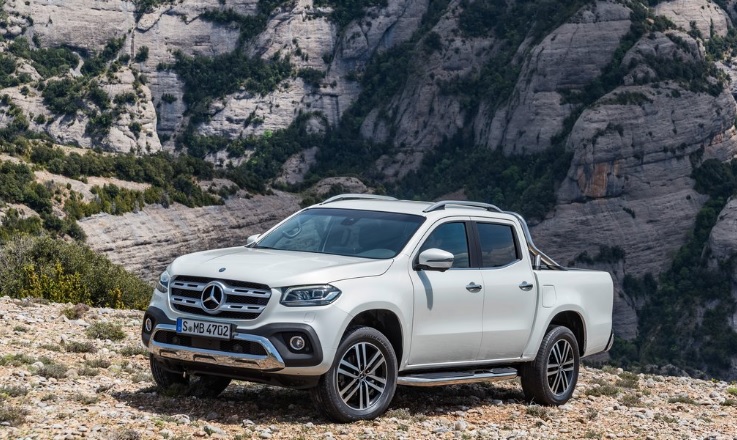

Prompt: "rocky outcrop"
[654,0,730,39]
[481,1,633,156]
[78,191,300,282]
[709,197,737,332]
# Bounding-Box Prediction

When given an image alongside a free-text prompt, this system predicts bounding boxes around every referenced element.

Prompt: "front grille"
[153,330,267,356]
[169,276,272,320]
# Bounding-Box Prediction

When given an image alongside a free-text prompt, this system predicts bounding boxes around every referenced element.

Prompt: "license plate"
[176,318,232,340]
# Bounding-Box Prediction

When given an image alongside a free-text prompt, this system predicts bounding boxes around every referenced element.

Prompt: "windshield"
[256,208,425,259]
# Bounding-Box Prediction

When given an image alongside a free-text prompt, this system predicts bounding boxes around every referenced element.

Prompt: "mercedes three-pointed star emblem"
[201,282,225,314]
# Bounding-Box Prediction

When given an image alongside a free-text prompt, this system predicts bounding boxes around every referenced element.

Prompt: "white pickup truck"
[141,195,614,422]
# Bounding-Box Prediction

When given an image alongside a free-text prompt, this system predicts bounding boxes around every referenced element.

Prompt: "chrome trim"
[149,324,285,371]
[169,278,271,318]
[397,369,518,387]
[319,193,398,204]
[423,200,503,213]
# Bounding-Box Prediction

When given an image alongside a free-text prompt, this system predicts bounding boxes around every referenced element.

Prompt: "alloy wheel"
[546,339,575,396]
[336,341,387,410]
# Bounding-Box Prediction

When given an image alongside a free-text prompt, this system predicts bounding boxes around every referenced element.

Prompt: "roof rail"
[319,194,398,205]
[423,200,564,271]
[423,200,503,213]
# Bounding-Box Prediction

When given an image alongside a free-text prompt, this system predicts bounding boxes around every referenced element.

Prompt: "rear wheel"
[311,326,398,422]
[520,326,579,405]
[149,355,231,398]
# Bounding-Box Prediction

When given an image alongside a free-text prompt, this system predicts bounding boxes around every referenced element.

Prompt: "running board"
[397,368,518,387]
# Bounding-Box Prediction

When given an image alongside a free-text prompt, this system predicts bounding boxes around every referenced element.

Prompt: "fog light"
[144,317,153,333]
[289,335,306,351]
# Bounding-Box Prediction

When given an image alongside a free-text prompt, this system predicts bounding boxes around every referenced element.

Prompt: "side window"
[477,223,520,268]
[419,222,470,268]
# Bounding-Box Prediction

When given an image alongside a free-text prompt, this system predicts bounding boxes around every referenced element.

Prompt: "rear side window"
[477,223,519,268]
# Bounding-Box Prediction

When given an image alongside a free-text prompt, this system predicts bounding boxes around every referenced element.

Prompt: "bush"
[65,341,97,353]
[0,236,151,309]
[134,46,149,63]
[86,322,126,341]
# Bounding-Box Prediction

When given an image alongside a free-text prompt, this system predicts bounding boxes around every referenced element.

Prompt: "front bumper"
[142,306,326,373]
[150,323,286,371]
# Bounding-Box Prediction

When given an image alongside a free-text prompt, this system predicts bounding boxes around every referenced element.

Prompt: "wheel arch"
[345,309,403,365]
[548,310,586,356]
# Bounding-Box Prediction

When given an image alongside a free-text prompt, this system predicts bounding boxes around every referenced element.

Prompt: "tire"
[520,326,580,406]
[311,326,398,422]
[188,375,232,398]
[149,355,231,398]
[150,355,187,388]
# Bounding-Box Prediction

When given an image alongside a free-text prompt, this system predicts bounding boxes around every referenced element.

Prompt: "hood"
[169,246,393,287]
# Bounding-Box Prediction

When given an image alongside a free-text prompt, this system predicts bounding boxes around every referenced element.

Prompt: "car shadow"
[111,380,526,425]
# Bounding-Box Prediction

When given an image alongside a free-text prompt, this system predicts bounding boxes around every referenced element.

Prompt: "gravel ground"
[0,296,736,440]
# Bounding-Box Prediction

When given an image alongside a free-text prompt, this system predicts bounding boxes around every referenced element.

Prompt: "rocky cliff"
[1,0,737,377]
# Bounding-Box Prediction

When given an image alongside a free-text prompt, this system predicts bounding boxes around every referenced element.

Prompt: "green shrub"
[134,46,149,63]
[0,403,28,426]
[65,340,97,353]
[313,0,387,29]
[85,358,111,369]
[62,303,90,320]
[0,386,28,398]
[0,235,151,309]
[86,322,126,341]
[0,354,36,366]
[37,362,68,379]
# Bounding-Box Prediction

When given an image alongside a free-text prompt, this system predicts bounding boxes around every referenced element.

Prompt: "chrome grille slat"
[171,281,207,292]
[169,276,271,320]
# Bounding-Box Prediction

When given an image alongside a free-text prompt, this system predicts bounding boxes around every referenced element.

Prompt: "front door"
[408,220,484,366]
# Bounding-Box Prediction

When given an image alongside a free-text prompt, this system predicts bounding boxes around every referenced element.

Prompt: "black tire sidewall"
[149,354,187,388]
[317,326,398,422]
[522,326,580,405]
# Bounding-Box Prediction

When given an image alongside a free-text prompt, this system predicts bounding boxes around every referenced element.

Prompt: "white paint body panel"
[147,198,614,377]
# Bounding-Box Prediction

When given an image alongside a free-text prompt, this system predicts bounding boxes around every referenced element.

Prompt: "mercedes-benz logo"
[201,282,225,314]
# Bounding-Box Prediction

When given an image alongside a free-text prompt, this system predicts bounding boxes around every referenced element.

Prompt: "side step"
[397,368,518,387]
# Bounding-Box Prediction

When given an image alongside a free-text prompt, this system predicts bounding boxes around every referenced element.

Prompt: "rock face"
[709,197,737,332]
[532,24,737,339]
[79,191,300,282]
[482,1,633,156]
[654,0,730,39]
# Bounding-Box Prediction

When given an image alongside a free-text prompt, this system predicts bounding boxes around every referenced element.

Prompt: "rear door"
[474,220,538,360]
[408,219,484,366]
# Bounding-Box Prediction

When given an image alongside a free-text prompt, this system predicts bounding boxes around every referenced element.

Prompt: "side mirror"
[246,234,261,246]
[416,248,454,272]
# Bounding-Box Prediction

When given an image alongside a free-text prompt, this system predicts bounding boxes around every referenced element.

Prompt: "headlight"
[280,285,341,307]
[156,270,171,293]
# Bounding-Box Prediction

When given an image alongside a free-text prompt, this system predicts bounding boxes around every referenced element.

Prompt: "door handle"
[466,282,482,293]
[519,281,534,291]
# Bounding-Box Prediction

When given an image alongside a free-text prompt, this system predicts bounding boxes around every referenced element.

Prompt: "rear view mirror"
[416,248,454,272]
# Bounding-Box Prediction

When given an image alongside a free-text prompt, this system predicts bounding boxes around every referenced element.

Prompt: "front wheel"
[520,326,580,405]
[149,355,231,398]
[311,326,398,422]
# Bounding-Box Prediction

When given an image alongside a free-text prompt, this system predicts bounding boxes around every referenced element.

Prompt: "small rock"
[31,361,44,369]
[242,419,255,426]
[454,420,468,431]
[205,411,219,421]
[173,414,191,425]
[204,425,225,435]
[259,431,272,439]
